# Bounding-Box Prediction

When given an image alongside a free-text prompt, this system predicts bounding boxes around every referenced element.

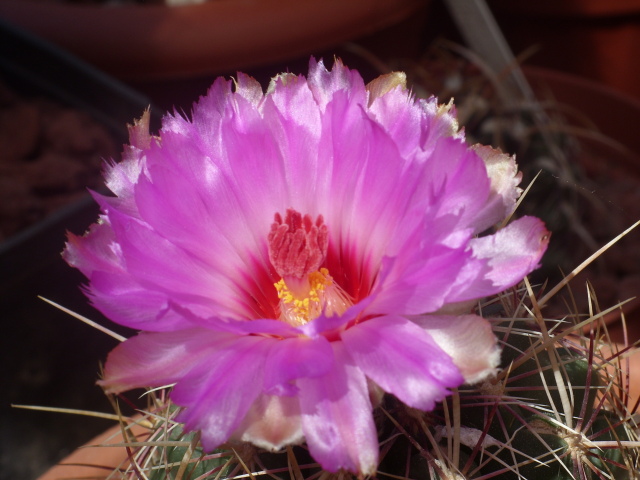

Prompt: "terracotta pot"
[488,0,640,16]
[524,65,640,164]
[488,0,640,100]
[0,0,427,81]
[602,319,640,406]
[37,418,147,480]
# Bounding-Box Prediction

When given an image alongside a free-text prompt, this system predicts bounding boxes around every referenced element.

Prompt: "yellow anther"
[274,268,351,327]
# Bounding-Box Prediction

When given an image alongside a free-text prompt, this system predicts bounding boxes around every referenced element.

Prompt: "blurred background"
[1,0,639,478]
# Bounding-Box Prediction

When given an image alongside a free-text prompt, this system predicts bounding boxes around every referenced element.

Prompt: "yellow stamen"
[274,268,351,327]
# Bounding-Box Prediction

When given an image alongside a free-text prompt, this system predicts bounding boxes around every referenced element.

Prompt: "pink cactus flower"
[64,59,549,475]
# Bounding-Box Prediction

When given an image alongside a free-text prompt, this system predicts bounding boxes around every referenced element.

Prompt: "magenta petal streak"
[299,342,378,475]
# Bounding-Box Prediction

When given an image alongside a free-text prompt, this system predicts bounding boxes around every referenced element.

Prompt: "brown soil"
[30,0,178,4]
[0,80,118,241]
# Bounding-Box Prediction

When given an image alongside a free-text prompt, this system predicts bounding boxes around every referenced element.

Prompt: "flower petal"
[168,302,297,337]
[306,58,367,111]
[171,335,273,451]
[88,271,193,331]
[366,71,407,106]
[368,231,469,315]
[98,328,234,393]
[233,394,303,451]
[298,342,378,475]
[419,137,491,230]
[415,314,501,384]
[106,207,254,319]
[316,91,426,299]
[368,92,461,161]
[474,216,549,285]
[470,144,522,233]
[263,336,334,395]
[100,329,275,452]
[446,216,550,303]
[64,218,123,278]
[342,315,463,410]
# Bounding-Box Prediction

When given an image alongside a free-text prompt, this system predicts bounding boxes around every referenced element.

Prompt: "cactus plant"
[66,274,638,480]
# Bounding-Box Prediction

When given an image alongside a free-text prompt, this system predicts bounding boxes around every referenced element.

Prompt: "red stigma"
[268,208,328,279]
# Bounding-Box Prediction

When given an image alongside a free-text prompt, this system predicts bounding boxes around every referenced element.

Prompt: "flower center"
[268,208,328,279]
[268,208,351,326]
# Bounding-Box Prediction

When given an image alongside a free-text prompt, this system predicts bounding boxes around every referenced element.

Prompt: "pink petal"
[341,315,463,410]
[299,292,375,338]
[415,314,501,384]
[171,335,273,450]
[126,108,153,150]
[103,106,154,201]
[99,328,236,393]
[188,76,235,133]
[419,137,491,230]
[234,72,265,107]
[88,271,193,331]
[233,394,303,451]
[446,216,550,302]
[470,144,523,233]
[106,207,254,319]
[133,125,277,269]
[298,342,378,475]
[169,302,296,337]
[130,158,280,321]
[261,75,324,213]
[104,151,146,201]
[263,336,334,395]
[369,238,467,315]
[162,81,292,256]
[306,58,367,111]
[367,213,475,315]
[64,218,122,278]
[365,71,407,107]
[368,91,461,161]
[473,216,550,284]
[316,92,428,294]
